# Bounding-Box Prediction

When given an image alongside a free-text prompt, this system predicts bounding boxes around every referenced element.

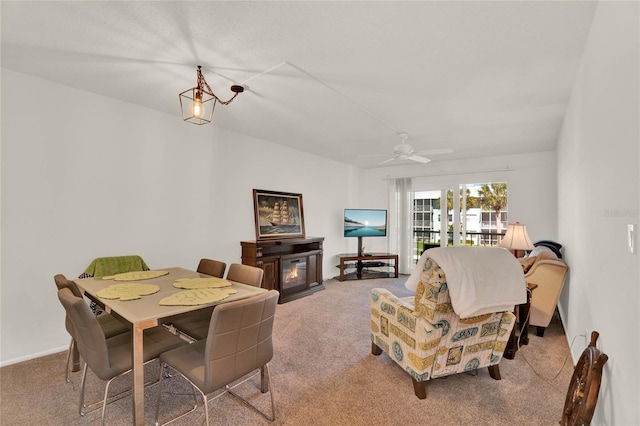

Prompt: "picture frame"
[253,189,306,240]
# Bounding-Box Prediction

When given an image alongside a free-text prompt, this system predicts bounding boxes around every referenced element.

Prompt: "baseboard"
[0,345,67,368]
[557,304,580,366]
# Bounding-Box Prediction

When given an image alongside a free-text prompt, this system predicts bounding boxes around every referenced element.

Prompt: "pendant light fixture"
[179,65,244,125]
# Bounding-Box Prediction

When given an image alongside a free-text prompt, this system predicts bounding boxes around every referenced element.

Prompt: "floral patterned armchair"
[371,253,517,399]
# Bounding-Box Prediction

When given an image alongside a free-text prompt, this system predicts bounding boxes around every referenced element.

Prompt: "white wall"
[0,69,357,365]
[358,150,558,251]
[557,2,639,425]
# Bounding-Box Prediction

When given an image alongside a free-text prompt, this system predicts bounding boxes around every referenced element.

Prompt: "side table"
[504,282,537,360]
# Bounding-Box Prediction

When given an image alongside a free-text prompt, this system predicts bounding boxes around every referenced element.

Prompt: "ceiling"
[1,1,597,169]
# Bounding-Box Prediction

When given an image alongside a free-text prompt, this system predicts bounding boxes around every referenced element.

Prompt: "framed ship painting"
[253,189,305,240]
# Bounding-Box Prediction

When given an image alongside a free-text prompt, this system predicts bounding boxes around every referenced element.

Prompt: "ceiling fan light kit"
[179,65,244,126]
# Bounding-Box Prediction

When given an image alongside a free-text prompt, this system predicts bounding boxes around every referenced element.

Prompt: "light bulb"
[192,92,203,118]
[191,97,203,118]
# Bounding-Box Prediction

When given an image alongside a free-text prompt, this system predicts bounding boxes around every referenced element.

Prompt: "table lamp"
[500,222,534,257]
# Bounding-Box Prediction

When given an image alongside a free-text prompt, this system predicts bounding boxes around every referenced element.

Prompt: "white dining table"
[77,267,267,425]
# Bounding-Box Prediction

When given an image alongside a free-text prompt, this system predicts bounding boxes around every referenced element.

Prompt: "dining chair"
[155,290,279,426]
[170,263,265,340]
[54,274,129,383]
[196,258,227,278]
[57,287,188,425]
[167,259,227,338]
[226,263,264,287]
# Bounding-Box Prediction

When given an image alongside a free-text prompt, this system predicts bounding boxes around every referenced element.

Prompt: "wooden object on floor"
[561,331,608,426]
[241,237,324,303]
[504,283,537,360]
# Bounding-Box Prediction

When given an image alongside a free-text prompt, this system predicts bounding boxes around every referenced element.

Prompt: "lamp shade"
[499,222,534,251]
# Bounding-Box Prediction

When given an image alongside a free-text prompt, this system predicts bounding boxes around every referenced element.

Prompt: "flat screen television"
[344,209,388,237]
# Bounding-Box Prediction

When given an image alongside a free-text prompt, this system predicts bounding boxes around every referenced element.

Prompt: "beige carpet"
[0,276,574,425]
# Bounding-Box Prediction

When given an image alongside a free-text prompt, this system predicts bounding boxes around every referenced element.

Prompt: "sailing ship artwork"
[253,189,306,240]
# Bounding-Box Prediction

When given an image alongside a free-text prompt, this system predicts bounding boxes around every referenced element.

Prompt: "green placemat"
[173,277,233,289]
[102,270,169,281]
[159,288,238,306]
[96,283,160,301]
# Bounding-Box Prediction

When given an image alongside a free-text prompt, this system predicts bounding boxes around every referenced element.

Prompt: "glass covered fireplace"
[281,257,307,290]
[240,237,324,303]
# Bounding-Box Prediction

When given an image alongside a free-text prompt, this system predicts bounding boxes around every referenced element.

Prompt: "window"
[412,183,508,262]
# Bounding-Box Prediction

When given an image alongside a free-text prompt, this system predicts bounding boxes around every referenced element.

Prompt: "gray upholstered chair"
[171,263,264,340]
[226,263,264,287]
[196,258,227,278]
[54,274,129,383]
[155,290,279,426]
[168,259,228,339]
[57,288,187,425]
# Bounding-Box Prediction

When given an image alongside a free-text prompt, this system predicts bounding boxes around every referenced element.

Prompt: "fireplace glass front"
[281,257,307,290]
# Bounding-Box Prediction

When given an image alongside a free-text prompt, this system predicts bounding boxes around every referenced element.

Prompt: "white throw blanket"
[424,247,527,318]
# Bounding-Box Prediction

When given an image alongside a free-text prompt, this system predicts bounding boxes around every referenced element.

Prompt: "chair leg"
[536,326,546,337]
[79,364,89,415]
[203,388,210,426]
[412,378,427,399]
[371,342,382,355]
[65,338,76,383]
[101,377,116,426]
[155,365,198,426]
[157,364,274,425]
[226,364,276,421]
[488,364,502,380]
[260,366,268,393]
[154,367,164,425]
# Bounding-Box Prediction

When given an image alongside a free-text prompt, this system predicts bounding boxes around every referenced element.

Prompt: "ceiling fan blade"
[377,157,396,165]
[358,153,388,158]
[414,148,454,156]
[408,155,431,164]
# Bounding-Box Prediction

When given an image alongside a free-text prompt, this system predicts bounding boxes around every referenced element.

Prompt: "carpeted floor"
[0,276,574,425]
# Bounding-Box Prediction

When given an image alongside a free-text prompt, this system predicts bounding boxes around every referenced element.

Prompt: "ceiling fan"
[377,133,453,165]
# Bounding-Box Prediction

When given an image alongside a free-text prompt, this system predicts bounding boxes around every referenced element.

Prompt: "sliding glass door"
[412,182,508,264]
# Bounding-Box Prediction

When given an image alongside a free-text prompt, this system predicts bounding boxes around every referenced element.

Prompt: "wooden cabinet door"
[258,258,278,291]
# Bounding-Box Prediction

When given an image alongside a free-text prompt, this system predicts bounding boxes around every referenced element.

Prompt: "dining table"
[76,266,267,425]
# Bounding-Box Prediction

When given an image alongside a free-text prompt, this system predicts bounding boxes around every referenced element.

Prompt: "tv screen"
[344,209,387,237]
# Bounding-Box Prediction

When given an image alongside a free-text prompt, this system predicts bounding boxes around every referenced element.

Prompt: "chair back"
[57,288,112,380]
[203,290,278,393]
[54,274,84,298]
[226,263,264,288]
[197,259,227,278]
[55,274,84,336]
